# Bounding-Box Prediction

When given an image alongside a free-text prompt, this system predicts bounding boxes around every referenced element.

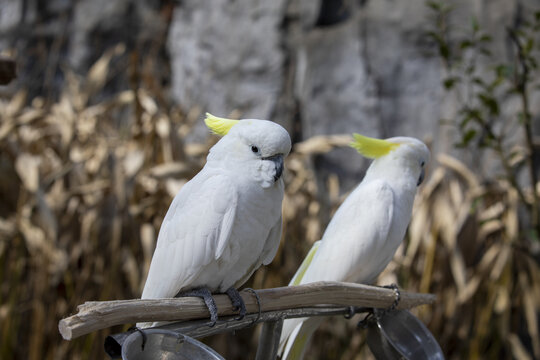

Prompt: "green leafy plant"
[427,0,540,240]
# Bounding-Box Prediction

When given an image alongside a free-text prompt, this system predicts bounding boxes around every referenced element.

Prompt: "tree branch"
[58,281,436,341]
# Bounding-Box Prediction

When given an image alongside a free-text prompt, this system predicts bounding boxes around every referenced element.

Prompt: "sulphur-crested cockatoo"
[278,133,430,359]
[138,113,291,328]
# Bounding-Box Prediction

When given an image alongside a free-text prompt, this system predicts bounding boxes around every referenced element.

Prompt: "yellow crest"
[204,113,239,136]
[350,133,399,159]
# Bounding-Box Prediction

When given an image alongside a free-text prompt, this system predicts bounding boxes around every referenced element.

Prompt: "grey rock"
[168,0,287,141]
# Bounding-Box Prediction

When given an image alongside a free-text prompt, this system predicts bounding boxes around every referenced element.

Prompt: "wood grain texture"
[59,281,436,340]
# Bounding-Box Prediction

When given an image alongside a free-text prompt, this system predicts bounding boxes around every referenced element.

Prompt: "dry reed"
[0,49,538,360]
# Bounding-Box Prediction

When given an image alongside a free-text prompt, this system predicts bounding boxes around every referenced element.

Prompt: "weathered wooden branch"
[59,281,436,342]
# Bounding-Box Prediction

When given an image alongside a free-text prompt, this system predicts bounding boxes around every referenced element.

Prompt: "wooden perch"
[59,281,436,341]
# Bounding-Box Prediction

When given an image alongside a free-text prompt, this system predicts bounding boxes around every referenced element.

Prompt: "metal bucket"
[121,329,225,360]
[366,309,445,360]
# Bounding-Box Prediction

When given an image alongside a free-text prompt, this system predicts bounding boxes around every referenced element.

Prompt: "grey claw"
[226,287,246,320]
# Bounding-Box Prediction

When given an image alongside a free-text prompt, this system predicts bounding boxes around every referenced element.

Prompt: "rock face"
[168,0,287,140]
[0,0,169,99]
[1,0,537,190]
[166,0,538,192]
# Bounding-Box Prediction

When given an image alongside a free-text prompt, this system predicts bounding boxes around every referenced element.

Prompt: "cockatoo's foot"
[225,287,247,320]
[382,283,401,312]
[181,287,219,326]
[128,326,148,351]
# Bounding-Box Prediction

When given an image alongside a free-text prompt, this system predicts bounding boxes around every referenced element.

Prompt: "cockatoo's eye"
[251,145,260,154]
[421,161,425,167]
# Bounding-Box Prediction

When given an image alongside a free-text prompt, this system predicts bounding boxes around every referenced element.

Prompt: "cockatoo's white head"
[204,113,292,188]
[350,133,430,187]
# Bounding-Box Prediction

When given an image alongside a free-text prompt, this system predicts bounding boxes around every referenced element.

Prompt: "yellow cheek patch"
[204,113,240,136]
[350,133,400,159]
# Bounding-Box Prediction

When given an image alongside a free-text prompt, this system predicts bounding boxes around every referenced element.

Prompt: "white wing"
[301,179,395,285]
[279,179,395,359]
[141,169,238,299]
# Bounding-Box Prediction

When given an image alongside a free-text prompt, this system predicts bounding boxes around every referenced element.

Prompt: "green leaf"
[479,48,492,56]
[495,64,512,78]
[478,93,499,116]
[525,38,534,53]
[479,34,492,43]
[426,1,442,11]
[462,129,477,145]
[517,112,526,124]
[528,56,538,69]
[454,141,467,148]
[471,16,479,33]
[440,43,450,60]
[472,77,486,87]
[443,76,460,89]
[460,39,473,49]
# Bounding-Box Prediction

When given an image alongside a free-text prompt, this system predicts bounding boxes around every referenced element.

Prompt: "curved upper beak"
[263,154,284,182]
[417,168,425,186]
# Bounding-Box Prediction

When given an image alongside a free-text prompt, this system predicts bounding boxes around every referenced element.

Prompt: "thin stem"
[508,28,540,236]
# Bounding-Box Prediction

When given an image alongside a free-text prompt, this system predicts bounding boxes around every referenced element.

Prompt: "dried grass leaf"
[86,44,125,97]
[520,273,540,358]
[478,202,505,222]
[138,89,158,116]
[122,249,140,293]
[0,119,15,141]
[404,200,429,268]
[508,333,533,360]
[493,285,510,314]
[17,108,44,124]
[477,219,503,239]
[165,178,186,198]
[294,135,352,155]
[437,153,480,189]
[18,217,67,276]
[123,149,145,178]
[490,245,510,281]
[504,188,519,241]
[140,223,155,290]
[15,153,41,192]
[148,162,190,179]
[457,275,480,304]
[6,90,27,117]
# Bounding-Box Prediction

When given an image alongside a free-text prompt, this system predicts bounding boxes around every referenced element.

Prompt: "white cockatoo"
[138,113,291,328]
[278,133,430,360]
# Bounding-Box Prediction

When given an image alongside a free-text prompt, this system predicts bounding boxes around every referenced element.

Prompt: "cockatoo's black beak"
[417,168,425,186]
[263,154,284,182]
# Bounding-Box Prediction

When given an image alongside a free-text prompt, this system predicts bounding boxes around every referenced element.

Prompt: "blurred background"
[1,0,539,359]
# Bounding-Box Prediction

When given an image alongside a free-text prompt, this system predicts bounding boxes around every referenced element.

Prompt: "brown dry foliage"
[0,50,539,360]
